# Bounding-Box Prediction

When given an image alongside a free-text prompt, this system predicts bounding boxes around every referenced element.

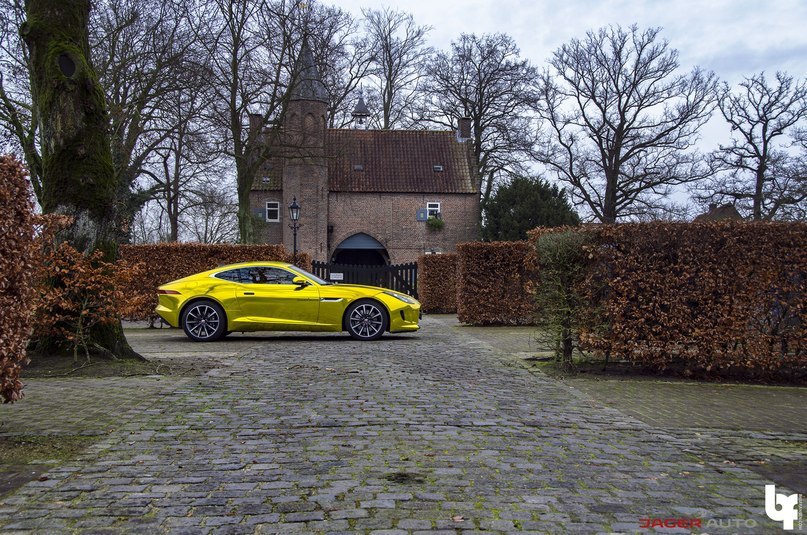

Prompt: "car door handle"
[243,292,255,295]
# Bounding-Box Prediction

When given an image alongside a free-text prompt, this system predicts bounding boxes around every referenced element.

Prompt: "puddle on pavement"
[384,471,426,484]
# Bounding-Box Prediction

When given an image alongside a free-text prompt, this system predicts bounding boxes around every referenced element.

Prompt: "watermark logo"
[639,518,701,529]
[765,484,801,531]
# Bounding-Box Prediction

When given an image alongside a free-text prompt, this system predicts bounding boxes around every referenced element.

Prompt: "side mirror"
[292,276,309,287]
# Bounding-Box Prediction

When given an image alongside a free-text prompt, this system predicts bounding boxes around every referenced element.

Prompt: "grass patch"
[530,357,807,386]
[0,435,97,465]
[0,435,99,498]
[21,350,216,379]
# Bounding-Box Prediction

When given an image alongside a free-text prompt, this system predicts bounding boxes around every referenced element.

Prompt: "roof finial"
[351,87,371,129]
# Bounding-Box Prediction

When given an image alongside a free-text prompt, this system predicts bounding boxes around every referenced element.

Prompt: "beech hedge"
[0,157,37,403]
[418,253,458,313]
[34,240,144,358]
[456,241,538,325]
[529,222,806,376]
[119,243,311,320]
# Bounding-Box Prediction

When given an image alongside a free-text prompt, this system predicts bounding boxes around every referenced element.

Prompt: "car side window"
[214,269,242,282]
[243,266,296,284]
[274,269,298,284]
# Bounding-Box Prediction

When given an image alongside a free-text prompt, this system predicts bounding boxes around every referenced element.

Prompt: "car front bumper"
[388,303,421,333]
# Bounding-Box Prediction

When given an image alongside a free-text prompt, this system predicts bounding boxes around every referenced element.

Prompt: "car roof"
[209,261,293,272]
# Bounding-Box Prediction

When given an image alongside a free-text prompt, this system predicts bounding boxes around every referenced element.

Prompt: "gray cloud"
[338,0,807,86]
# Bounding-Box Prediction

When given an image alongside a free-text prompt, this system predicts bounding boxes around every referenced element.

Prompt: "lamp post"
[288,196,301,262]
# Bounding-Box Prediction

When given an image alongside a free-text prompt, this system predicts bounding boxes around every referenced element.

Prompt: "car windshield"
[288,265,330,285]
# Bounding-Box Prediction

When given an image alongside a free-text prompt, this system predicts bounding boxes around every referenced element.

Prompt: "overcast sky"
[335,0,806,156]
[336,0,807,85]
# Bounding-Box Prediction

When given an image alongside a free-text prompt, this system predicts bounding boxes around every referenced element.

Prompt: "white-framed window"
[427,201,441,217]
[266,201,280,222]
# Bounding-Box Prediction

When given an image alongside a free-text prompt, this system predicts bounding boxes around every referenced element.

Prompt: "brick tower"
[282,39,329,261]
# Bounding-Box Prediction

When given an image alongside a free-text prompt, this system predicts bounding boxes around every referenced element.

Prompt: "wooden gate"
[311,261,418,299]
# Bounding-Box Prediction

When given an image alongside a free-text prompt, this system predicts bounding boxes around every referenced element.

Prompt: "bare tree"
[197,0,378,242]
[1,0,198,236]
[536,25,718,222]
[194,0,302,244]
[633,202,697,222]
[92,0,200,242]
[181,179,238,243]
[134,177,237,244]
[131,200,171,243]
[147,77,221,242]
[302,5,373,128]
[22,0,137,358]
[362,7,431,129]
[786,128,807,220]
[419,33,539,210]
[0,0,41,194]
[694,72,807,220]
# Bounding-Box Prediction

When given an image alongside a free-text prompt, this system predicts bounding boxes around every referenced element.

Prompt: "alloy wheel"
[349,303,384,339]
[185,304,221,340]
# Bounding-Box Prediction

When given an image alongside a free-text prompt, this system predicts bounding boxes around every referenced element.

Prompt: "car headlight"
[383,291,416,304]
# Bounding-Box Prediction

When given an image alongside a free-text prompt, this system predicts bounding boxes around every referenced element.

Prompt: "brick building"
[249,44,480,265]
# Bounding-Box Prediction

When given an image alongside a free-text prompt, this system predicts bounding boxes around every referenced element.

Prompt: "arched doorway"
[332,233,389,266]
[311,233,415,295]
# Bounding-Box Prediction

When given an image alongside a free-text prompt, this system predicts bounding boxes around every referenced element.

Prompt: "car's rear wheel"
[345,299,388,341]
[181,300,226,342]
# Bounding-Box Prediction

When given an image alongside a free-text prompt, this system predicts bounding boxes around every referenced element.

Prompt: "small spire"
[290,37,328,103]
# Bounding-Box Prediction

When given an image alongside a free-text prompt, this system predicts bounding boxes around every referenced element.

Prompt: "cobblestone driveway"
[0,317,802,533]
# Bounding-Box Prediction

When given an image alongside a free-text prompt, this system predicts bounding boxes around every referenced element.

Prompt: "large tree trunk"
[602,170,619,223]
[22,0,139,359]
[236,158,255,244]
[753,166,766,221]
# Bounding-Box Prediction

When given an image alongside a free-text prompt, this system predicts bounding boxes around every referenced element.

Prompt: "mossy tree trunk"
[22,0,139,359]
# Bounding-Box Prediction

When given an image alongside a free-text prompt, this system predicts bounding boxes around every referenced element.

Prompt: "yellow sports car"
[155,261,420,342]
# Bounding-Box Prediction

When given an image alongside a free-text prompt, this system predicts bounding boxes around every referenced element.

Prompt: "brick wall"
[250,190,284,245]
[327,192,479,264]
[253,189,480,263]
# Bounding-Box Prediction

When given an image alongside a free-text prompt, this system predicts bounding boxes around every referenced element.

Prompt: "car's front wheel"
[181,300,226,342]
[345,299,388,341]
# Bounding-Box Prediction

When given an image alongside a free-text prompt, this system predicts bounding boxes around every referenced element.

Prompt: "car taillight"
[157,289,181,295]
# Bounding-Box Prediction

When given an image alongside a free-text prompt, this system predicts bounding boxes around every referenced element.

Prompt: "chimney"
[457,117,472,142]
[708,203,717,211]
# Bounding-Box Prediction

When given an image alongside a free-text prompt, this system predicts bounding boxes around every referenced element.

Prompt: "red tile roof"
[693,203,744,222]
[252,154,284,191]
[326,129,478,194]
[251,129,479,194]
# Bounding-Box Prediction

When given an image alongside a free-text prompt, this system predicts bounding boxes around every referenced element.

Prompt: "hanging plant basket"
[426,215,445,231]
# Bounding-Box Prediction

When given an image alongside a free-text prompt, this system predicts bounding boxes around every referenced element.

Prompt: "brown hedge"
[529,222,807,376]
[0,157,37,403]
[456,241,538,325]
[119,243,312,320]
[32,239,145,359]
[418,253,458,313]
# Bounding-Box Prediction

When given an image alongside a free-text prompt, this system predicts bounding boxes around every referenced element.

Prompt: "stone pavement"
[446,316,807,501]
[0,377,193,437]
[0,316,804,533]
[446,316,807,434]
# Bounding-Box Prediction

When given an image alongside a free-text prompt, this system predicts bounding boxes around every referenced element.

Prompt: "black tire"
[345,299,388,341]
[181,300,227,342]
